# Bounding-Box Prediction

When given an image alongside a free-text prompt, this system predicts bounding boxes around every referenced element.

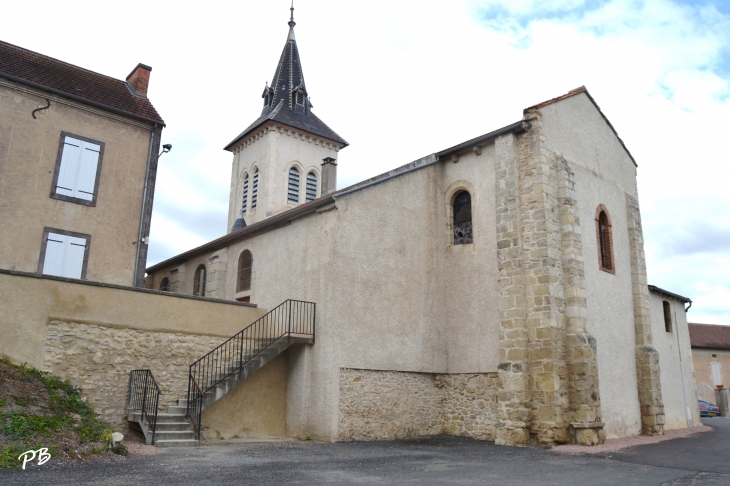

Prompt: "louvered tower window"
[242,174,249,213]
[251,169,259,210]
[288,167,300,204]
[306,172,317,202]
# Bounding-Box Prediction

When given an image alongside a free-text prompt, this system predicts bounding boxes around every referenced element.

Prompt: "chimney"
[321,157,337,195]
[126,63,152,97]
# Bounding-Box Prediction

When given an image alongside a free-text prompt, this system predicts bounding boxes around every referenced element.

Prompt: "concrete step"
[154,421,192,431]
[152,430,196,441]
[128,411,187,424]
[154,439,200,448]
[167,405,187,415]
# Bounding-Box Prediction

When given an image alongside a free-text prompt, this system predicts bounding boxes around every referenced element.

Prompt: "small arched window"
[193,264,206,297]
[663,301,672,333]
[242,174,249,213]
[306,172,317,202]
[453,191,473,245]
[159,277,170,292]
[237,250,253,292]
[251,169,259,210]
[596,205,614,273]
[288,167,300,204]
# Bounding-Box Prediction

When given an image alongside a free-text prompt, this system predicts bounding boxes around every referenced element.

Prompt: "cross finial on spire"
[288,0,296,28]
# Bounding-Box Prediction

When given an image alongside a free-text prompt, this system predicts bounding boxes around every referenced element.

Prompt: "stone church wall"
[338,368,498,441]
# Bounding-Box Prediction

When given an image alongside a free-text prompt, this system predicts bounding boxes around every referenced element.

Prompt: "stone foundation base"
[338,368,498,441]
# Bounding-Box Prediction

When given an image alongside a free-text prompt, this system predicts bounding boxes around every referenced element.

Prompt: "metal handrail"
[127,369,162,444]
[186,299,315,440]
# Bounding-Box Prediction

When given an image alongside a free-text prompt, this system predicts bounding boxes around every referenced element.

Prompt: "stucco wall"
[0,270,288,437]
[540,94,643,439]
[649,293,701,429]
[0,80,154,285]
[151,146,503,439]
[692,348,730,405]
[227,122,342,228]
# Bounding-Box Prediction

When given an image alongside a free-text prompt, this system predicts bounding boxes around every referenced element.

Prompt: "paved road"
[1,419,728,485]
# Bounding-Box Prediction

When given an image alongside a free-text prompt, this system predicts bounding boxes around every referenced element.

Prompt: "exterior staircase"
[126,300,315,447]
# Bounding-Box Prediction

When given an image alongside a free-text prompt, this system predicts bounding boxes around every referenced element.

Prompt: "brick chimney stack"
[321,157,337,195]
[126,63,152,97]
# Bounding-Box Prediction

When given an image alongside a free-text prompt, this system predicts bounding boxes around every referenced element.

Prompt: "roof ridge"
[0,39,129,86]
[689,322,730,327]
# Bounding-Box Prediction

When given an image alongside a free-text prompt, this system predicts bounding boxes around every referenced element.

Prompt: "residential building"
[0,40,164,286]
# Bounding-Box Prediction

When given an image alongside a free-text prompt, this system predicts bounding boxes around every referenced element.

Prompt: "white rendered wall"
[649,293,701,429]
[227,122,341,229]
[540,92,643,439]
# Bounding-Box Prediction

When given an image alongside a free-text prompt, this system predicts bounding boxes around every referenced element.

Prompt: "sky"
[2,0,728,324]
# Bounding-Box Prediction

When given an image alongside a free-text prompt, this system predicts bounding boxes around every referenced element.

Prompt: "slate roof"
[688,323,730,350]
[0,40,164,125]
[224,20,347,150]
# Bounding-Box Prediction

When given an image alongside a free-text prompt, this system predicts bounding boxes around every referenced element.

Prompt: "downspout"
[675,306,691,427]
[134,123,158,287]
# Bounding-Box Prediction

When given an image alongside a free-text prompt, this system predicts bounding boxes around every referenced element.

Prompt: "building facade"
[143,13,702,446]
[0,40,165,287]
[689,322,730,404]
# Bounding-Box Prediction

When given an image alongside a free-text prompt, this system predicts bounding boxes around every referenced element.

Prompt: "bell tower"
[224,6,348,230]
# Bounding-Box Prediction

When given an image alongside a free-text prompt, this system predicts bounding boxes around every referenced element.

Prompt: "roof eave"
[648,284,692,303]
[223,118,348,152]
[0,72,165,126]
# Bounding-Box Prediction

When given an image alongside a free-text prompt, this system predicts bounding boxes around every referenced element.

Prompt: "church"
[144,9,699,446]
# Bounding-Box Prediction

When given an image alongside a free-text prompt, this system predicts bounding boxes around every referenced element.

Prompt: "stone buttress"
[494,110,604,446]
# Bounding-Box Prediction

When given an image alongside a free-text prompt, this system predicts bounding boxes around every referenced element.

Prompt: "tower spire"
[288,1,296,40]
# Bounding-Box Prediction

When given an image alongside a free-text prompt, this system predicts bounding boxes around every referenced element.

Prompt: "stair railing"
[187,299,315,440]
[126,369,162,444]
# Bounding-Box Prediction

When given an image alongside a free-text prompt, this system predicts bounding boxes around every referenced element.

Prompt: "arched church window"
[306,172,317,202]
[242,174,249,213]
[159,277,170,292]
[288,167,300,204]
[193,264,206,297]
[453,191,473,245]
[237,250,253,292]
[251,169,259,210]
[596,205,614,273]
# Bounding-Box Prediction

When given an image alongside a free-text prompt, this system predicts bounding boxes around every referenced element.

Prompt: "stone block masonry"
[43,320,224,431]
[338,369,498,441]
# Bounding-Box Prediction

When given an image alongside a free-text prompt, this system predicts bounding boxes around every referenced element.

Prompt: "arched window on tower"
[242,173,249,213]
[453,191,473,245]
[596,205,614,273]
[237,250,253,292]
[306,172,317,202]
[251,169,259,210]
[288,167,300,204]
[193,264,206,297]
[159,277,170,292]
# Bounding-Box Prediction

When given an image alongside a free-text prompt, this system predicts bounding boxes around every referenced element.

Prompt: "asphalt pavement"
[1,419,728,485]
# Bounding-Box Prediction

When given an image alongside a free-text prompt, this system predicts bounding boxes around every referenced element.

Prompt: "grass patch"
[0,358,123,468]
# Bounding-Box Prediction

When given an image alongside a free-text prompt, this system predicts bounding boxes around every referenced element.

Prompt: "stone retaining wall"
[338,368,498,441]
[43,320,224,430]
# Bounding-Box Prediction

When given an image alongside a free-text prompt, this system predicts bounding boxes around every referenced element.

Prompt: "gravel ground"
[1,419,728,485]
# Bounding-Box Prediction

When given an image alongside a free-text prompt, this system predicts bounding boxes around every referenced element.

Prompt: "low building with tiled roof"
[0,39,166,287]
[688,322,730,404]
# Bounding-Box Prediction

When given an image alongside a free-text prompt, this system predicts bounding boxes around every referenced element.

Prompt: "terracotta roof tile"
[689,323,730,350]
[0,40,164,125]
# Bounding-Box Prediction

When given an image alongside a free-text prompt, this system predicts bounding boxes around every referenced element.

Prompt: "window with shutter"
[288,167,300,204]
[51,133,104,206]
[306,172,317,202]
[242,174,249,213]
[251,170,259,210]
[38,228,91,279]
